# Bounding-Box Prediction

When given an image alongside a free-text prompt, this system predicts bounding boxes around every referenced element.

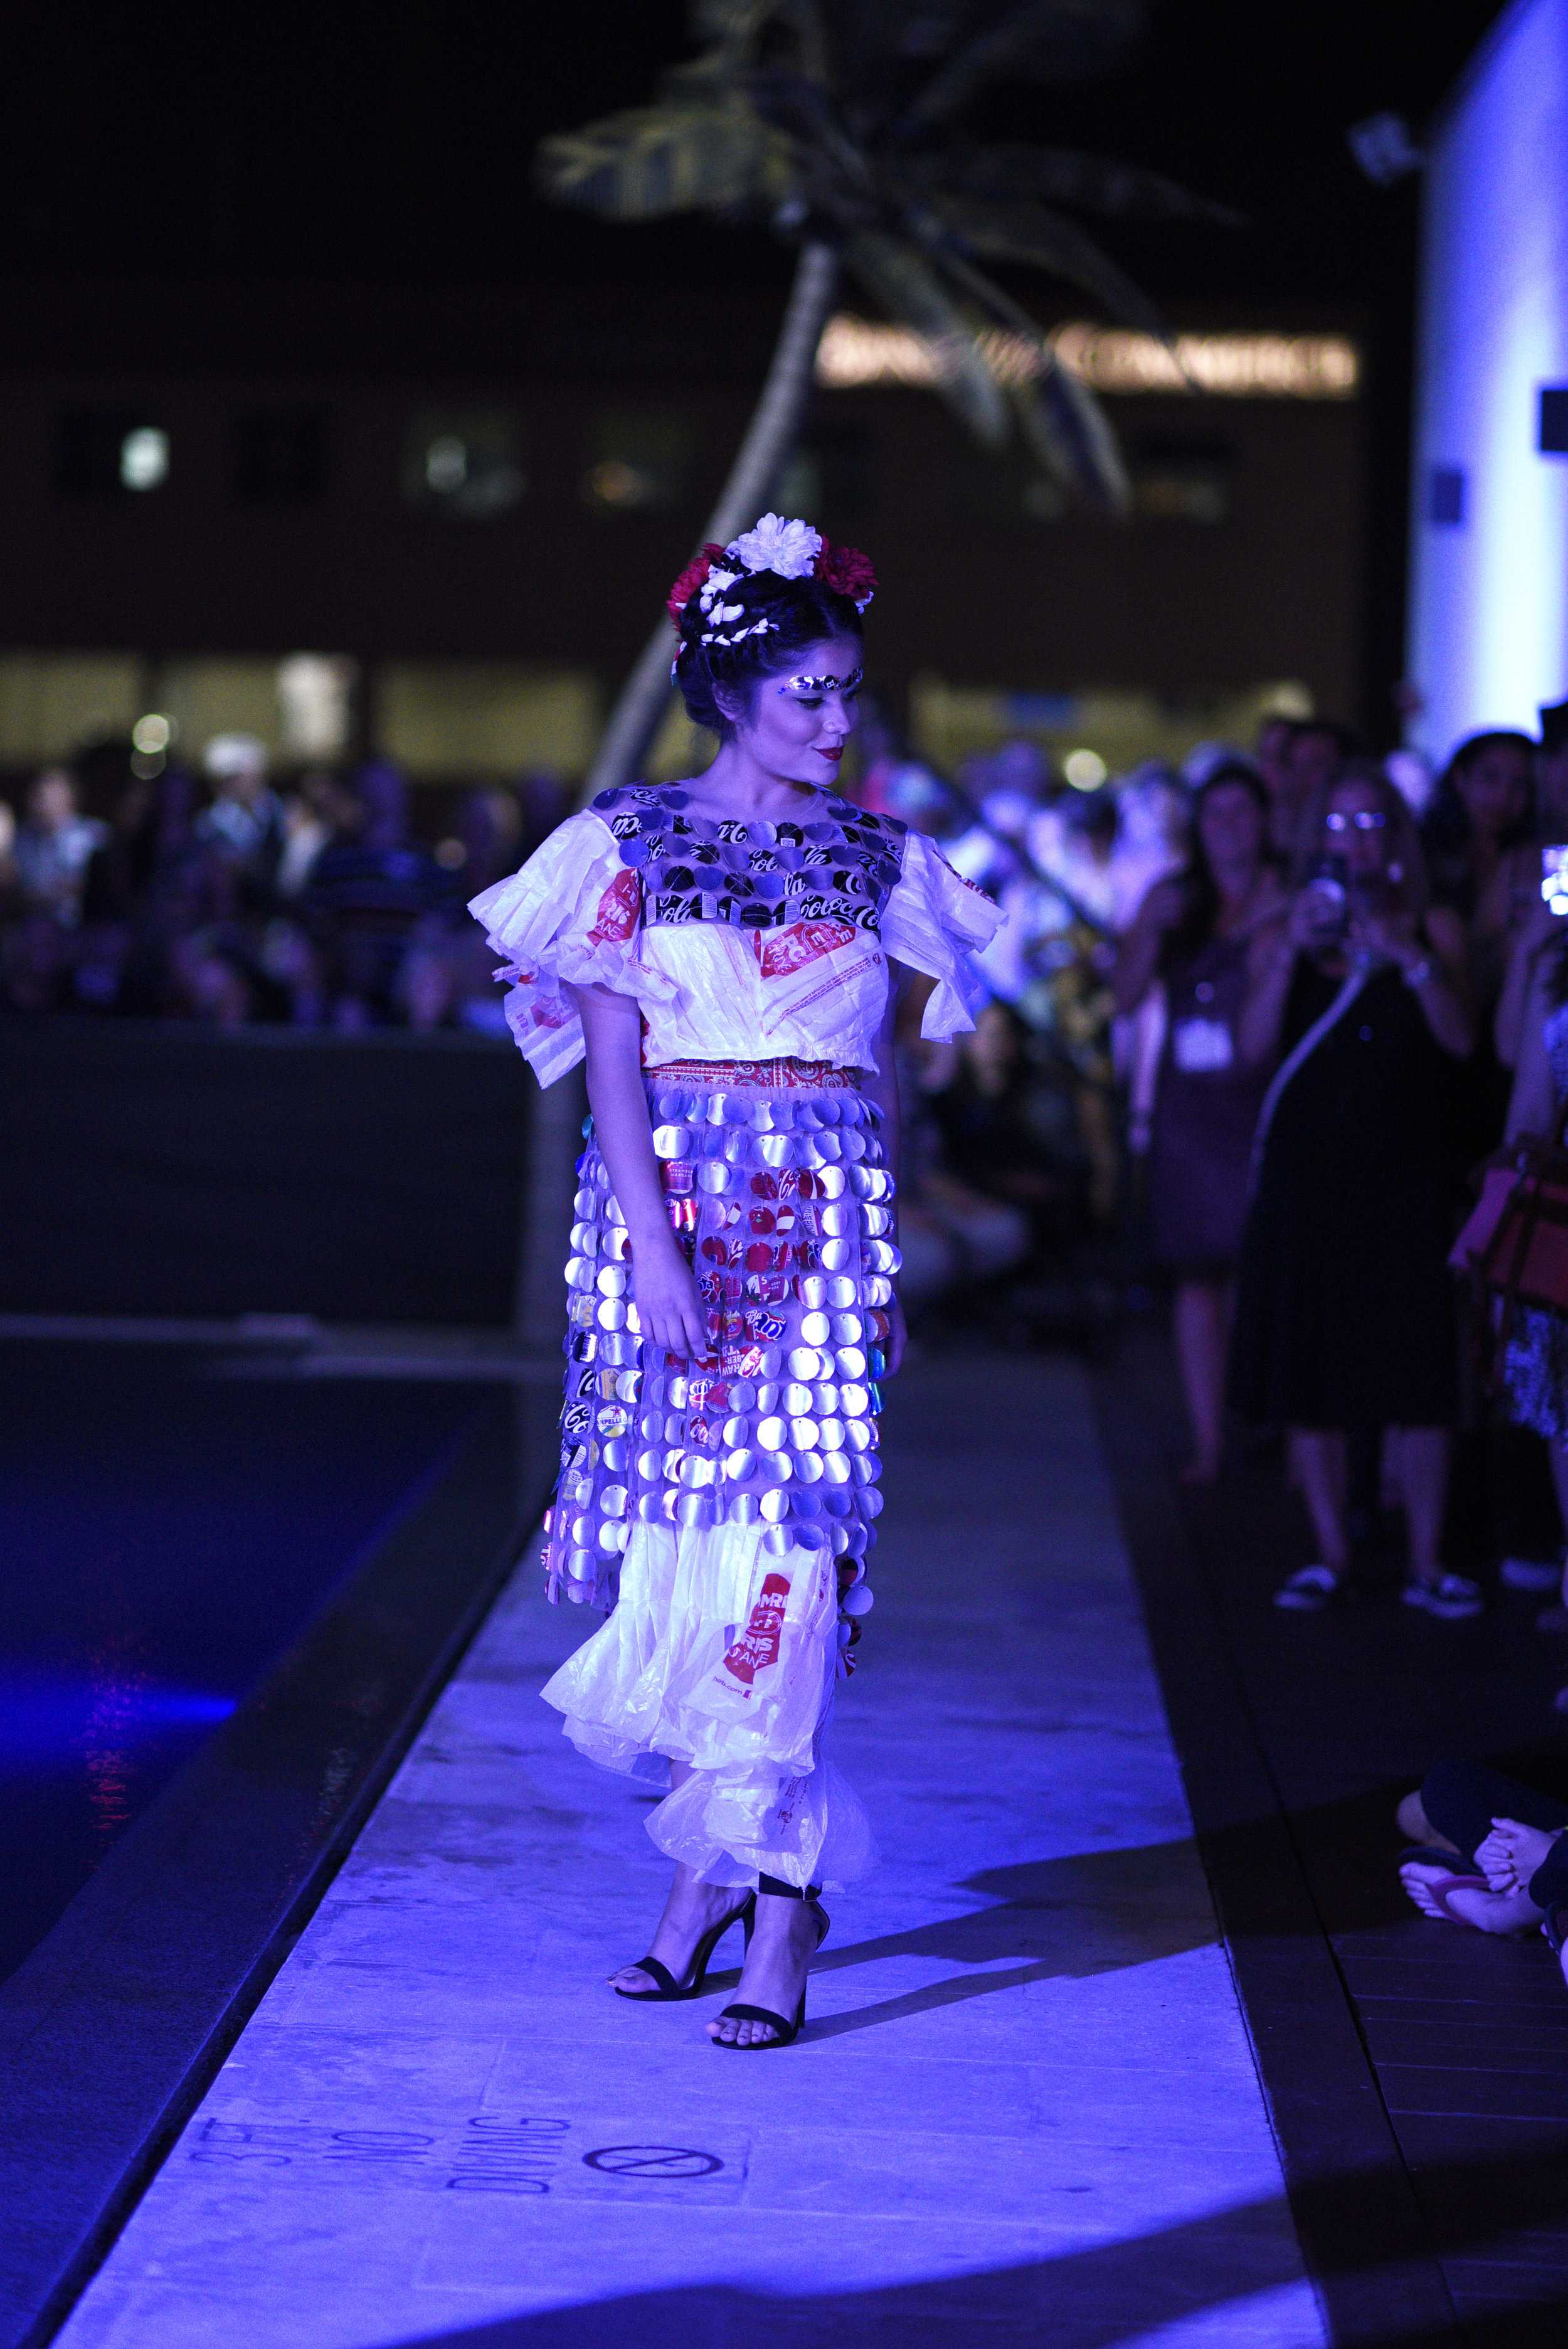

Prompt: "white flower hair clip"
[701,615,777,647]
[726,513,824,581]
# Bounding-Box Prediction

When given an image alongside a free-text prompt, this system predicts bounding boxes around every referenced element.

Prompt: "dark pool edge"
[0,1389,543,2349]
[1089,1327,1463,2349]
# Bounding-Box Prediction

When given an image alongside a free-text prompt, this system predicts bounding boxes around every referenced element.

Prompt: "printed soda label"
[586,867,640,947]
[662,1160,696,1194]
[750,1311,788,1342]
[721,1572,792,1686]
[755,918,858,979]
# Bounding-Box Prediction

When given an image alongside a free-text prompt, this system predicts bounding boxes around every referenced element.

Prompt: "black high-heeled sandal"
[614,1892,756,2003]
[711,1874,830,2050]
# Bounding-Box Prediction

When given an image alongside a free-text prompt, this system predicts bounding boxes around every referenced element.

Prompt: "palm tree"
[538,0,1233,795]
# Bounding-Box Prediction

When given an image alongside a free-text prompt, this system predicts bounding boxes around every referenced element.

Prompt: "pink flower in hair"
[665,543,728,630]
[815,539,877,610]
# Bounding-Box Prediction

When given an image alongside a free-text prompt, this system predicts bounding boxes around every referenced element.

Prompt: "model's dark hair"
[674,571,863,739]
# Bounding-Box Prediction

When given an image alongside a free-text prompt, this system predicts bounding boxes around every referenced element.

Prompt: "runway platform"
[49,1348,1324,2349]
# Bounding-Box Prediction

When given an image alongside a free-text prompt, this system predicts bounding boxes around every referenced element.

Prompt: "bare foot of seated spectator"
[1398,1858,1543,1933]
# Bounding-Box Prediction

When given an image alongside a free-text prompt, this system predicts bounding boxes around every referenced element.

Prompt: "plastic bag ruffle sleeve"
[879,827,1007,1040]
[467,811,679,1086]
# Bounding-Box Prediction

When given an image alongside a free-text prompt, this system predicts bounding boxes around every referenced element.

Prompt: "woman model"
[1228,763,1477,1615]
[1114,760,1285,1482]
[470,515,1000,2049]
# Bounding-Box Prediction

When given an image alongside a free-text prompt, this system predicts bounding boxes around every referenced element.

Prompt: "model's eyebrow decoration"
[780,667,864,694]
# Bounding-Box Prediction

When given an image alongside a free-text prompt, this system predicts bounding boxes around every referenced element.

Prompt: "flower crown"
[666,514,877,654]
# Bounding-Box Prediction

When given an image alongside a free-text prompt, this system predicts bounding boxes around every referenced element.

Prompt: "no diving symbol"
[583,2145,723,2180]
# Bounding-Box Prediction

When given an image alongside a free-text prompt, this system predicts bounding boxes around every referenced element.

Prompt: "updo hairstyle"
[674,572,863,740]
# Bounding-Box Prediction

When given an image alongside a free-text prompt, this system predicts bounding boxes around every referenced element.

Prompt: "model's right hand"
[633,1234,711,1360]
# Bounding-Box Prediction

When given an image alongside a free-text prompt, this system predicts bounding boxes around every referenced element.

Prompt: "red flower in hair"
[814,538,877,608]
[666,543,728,630]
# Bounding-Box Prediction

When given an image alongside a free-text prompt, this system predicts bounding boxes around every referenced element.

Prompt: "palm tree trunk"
[582,239,839,801]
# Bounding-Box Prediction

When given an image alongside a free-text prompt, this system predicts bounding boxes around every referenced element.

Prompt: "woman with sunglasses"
[1229,764,1477,1614]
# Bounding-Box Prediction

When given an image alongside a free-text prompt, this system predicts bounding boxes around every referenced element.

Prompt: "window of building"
[582,410,694,513]
[233,409,329,504]
[402,412,524,519]
[1129,437,1236,524]
[56,412,171,497]
[376,664,599,778]
[0,653,142,760]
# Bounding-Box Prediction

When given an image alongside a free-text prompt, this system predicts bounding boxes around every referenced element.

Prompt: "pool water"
[0,1344,487,1983]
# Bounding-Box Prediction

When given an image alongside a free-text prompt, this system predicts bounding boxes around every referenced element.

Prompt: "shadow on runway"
[380,2143,1568,2348]
[800,1838,1216,2038]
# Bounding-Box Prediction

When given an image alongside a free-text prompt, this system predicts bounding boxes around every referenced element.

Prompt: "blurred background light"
[130,713,172,755]
[119,426,169,491]
[403,411,524,519]
[815,315,1361,400]
[1064,748,1109,790]
[425,435,468,494]
[276,654,357,760]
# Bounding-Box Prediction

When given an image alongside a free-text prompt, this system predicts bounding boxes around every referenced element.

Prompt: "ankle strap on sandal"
[757,1872,822,1900]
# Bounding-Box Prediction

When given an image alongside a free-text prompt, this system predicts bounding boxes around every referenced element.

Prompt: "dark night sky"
[0,1,1505,306]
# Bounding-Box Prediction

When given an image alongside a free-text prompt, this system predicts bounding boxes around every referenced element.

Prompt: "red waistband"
[643,1056,864,1091]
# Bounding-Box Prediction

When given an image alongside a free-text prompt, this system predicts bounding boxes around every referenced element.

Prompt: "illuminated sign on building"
[815,315,1362,401]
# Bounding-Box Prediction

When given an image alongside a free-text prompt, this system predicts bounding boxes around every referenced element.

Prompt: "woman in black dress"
[1229,764,1477,1614]
[1115,761,1285,1480]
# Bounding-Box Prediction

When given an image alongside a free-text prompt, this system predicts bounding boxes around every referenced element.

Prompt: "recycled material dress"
[470,782,1002,1891]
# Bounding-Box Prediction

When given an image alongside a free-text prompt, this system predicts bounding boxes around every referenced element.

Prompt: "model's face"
[1323,777,1391,879]
[1456,742,1530,840]
[728,635,862,784]
[1198,781,1264,868]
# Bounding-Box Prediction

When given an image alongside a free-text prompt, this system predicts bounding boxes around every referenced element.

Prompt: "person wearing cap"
[196,734,285,892]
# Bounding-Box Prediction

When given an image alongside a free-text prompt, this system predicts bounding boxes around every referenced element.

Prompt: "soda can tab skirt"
[538,1057,896,1889]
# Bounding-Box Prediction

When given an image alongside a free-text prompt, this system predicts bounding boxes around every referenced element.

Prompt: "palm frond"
[934,244,1131,510]
[1010,365,1130,514]
[899,0,1145,132]
[842,230,1010,447]
[689,0,784,44]
[916,144,1241,225]
[535,101,790,220]
[928,193,1168,336]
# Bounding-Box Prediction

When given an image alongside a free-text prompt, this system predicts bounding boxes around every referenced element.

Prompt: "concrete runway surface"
[56,1349,1323,2349]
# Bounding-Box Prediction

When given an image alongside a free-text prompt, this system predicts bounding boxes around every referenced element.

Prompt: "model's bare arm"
[862,972,906,1375]
[568,981,709,1359]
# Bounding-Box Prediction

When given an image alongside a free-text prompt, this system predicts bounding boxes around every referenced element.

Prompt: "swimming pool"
[0,1342,490,1982]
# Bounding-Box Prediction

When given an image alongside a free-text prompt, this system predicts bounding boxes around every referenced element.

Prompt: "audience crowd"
[14,696,1568,1981]
[11,703,1568,1629]
[0,738,571,1033]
